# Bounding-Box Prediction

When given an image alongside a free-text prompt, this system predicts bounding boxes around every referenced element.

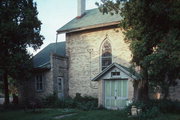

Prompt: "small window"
[111,72,120,77]
[35,74,43,91]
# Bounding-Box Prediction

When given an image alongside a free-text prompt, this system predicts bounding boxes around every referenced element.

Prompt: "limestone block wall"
[26,54,68,101]
[23,69,54,103]
[33,70,54,99]
[66,27,132,98]
[98,80,103,106]
[51,54,68,97]
[128,79,134,100]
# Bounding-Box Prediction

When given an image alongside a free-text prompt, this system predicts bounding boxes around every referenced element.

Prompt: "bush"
[139,106,161,119]
[124,99,180,119]
[42,93,98,111]
[74,93,98,111]
[42,94,59,108]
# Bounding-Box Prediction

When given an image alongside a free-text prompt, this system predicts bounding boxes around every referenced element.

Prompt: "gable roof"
[33,41,66,69]
[92,63,140,81]
[57,8,122,34]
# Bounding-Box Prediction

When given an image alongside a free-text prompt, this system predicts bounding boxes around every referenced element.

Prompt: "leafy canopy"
[0,0,44,80]
[97,0,180,95]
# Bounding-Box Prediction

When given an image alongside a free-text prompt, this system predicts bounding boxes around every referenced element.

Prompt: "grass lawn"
[59,110,180,120]
[0,109,180,120]
[0,109,77,120]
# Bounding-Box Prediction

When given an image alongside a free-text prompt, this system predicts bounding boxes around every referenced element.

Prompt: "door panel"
[123,80,128,97]
[105,81,111,107]
[105,81,111,97]
[116,80,122,97]
[111,81,115,96]
[105,80,128,109]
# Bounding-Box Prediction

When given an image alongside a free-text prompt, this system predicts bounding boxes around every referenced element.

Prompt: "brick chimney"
[77,0,86,18]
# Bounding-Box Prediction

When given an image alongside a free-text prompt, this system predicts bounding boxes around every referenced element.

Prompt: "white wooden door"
[105,80,128,109]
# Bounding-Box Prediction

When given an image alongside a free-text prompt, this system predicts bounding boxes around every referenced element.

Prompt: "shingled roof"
[33,41,66,69]
[57,8,122,33]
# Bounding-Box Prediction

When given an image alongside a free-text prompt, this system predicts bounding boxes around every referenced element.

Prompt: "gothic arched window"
[101,40,112,70]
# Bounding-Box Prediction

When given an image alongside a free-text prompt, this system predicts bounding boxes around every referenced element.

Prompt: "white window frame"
[35,74,44,92]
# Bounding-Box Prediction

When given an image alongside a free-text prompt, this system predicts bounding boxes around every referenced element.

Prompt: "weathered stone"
[66,27,132,98]
[24,53,68,102]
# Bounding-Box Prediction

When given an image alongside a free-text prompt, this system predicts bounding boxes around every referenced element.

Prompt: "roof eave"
[57,21,120,34]
[92,63,116,81]
[92,63,138,81]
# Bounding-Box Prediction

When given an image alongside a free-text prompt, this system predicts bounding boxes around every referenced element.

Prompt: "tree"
[0,0,44,104]
[96,0,180,101]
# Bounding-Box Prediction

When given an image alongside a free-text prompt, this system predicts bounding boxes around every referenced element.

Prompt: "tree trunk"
[142,79,149,101]
[3,71,9,105]
[137,68,149,102]
[163,73,170,99]
[137,80,149,102]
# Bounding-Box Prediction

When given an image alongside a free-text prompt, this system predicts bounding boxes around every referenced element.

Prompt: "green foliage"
[97,0,180,100]
[0,0,44,80]
[125,99,180,119]
[42,94,59,108]
[73,93,98,111]
[0,109,180,120]
[42,93,98,111]
[0,0,44,104]
[0,109,77,120]
[139,106,161,119]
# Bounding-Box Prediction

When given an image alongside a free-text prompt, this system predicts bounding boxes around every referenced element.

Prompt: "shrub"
[139,106,161,119]
[125,99,180,119]
[42,93,98,111]
[42,94,59,108]
[73,93,98,110]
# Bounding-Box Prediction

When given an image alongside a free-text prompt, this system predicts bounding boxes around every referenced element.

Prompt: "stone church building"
[26,0,180,109]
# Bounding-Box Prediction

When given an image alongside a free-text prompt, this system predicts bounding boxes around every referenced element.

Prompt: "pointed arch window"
[101,40,112,70]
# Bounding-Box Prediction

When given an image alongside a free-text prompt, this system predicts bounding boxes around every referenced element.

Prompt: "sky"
[30,0,101,55]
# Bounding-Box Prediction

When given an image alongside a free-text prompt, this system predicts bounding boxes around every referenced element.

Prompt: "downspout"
[87,48,98,89]
[55,33,58,54]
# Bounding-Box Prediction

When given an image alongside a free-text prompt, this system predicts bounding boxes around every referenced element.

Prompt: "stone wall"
[25,53,68,102]
[66,27,132,98]
[51,54,68,98]
[18,69,54,103]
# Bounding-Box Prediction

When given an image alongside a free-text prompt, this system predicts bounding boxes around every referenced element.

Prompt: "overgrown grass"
[0,109,179,120]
